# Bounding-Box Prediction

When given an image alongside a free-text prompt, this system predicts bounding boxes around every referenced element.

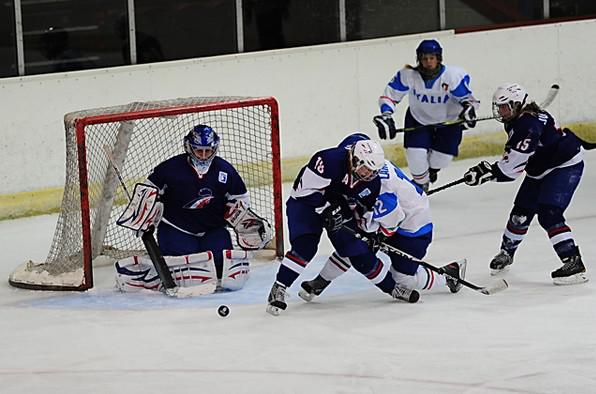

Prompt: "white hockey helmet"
[492,83,529,122]
[350,139,385,182]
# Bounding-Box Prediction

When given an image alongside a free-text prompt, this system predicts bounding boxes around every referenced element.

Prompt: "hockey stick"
[102,146,215,297]
[102,145,178,294]
[342,226,508,295]
[392,84,560,134]
[424,85,562,195]
[426,177,466,196]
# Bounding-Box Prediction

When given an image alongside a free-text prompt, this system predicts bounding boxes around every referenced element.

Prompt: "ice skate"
[298,275,331,302]
[442,259,467,293]
[415,181,429,193]
[490,250,513,275]
[429,168,440,184]
[391,285,420,303]
[552,252,588,285]
[266,281,287,316]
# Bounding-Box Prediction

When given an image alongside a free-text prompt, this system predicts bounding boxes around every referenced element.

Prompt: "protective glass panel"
[21,0,127,75]
[243,0,339,51]
[0,1,17,77]
[135,0,237,60]
[346,0,439,41]
[445,0,543,29]
[550,0,596,17]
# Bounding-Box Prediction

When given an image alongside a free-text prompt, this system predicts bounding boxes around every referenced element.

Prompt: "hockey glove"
[366,232,387,254]
[322,203,349,234]
[373,112,397,140]
[464,161,495,186]
[225,200,273,250]
[458,101,477,129]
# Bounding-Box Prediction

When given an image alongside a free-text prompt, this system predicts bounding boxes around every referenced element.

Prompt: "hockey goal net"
[9,96,283,291]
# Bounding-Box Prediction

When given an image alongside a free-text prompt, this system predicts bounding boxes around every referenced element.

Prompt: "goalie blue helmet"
[184,124,220,174]
[416,39,443,62]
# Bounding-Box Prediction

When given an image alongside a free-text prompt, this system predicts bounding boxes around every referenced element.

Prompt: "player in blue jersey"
[298,159,467,303]
[373,39,479,191]
[115,124,271,293]
[266,133,389,315]
[464,83,588,285]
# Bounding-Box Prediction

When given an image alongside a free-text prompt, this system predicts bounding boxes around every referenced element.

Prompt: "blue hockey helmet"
[416,39,443,62]
[184,124,220,174]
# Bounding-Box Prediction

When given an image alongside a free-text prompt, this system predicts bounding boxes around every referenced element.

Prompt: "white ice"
[1,155,595,394]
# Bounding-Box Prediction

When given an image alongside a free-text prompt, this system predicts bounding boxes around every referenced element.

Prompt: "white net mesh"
[9,96,282,290]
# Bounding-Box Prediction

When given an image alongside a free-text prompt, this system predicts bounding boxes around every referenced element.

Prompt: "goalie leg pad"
[219,249,250,291]
[115,255,161,292]
[166,251,218,288]
[115,252,218,292]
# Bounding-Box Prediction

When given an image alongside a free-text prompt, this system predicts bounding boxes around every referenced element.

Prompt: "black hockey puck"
[217,305,230,317]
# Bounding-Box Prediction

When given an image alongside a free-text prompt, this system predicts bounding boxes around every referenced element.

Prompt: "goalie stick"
[391,84,560,134]
[103,146,215,298]
[342,226,508,295]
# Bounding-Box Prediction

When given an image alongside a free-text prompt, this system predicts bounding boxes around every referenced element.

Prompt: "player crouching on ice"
[299,159,467,303]
[463,84,588,285]
[114,124,272,294]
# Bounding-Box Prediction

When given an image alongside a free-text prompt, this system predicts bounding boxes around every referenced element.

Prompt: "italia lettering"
[412,89,449,104]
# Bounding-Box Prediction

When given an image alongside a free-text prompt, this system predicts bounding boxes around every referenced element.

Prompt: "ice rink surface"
[1,154,595,394]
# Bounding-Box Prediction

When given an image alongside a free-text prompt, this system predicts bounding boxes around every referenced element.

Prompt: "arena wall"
[1,19,595,219]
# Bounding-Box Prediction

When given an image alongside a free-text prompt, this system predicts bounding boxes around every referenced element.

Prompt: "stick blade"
[167,283,217,298]
[479,279,508,295]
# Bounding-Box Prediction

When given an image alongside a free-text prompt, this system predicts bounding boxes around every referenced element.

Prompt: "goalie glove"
[116,183,163,237]
[373,112,397,140]
[225,200,273,250]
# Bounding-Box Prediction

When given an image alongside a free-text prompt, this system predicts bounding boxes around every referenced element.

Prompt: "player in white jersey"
[374,39,479,191]
[298,160,467,302]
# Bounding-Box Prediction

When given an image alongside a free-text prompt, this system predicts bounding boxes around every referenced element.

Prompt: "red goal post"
[9,96,283,291]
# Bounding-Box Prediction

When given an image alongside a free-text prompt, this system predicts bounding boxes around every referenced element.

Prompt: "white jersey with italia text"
[361,160,433,237]
[379,64,477,125]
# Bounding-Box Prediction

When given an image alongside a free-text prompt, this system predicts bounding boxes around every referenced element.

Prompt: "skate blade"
[266,304,281,316]
[553,272,589,286]
[490,266,511,276]
[298,288,315,302]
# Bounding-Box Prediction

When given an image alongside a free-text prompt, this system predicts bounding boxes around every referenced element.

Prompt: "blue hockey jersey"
[290,133,381,213]
[494,111,583,181]
[148,154,248,234]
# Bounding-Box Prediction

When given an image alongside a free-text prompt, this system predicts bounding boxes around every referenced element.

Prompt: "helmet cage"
[184,124,220,174]
[492,83,528,122]
[350,140,384,182]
